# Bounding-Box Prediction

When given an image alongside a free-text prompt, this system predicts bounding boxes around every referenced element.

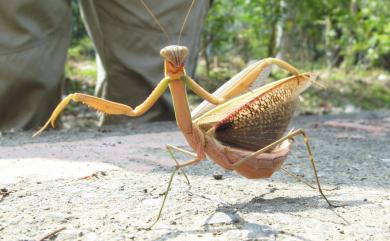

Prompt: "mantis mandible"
[33,0,335,228]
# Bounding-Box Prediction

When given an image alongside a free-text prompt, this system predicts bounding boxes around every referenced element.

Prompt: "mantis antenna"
[178,0,196,45]
[139,0,196,45]
[139,0,171,43]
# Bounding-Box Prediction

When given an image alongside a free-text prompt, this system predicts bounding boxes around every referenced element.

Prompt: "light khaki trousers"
[0,0,209,130]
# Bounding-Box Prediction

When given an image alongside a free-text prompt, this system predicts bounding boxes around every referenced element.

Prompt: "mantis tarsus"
[33,0,335,228]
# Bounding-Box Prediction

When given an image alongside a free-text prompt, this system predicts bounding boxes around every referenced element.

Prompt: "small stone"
[269,187,277,193]
[213,173,223,180]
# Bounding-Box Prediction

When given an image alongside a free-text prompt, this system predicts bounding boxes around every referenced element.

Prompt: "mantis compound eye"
[160,45,188,68]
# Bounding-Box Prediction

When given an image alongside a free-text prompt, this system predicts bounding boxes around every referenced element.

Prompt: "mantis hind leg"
[233,129,335,207]
[298,129,337,207]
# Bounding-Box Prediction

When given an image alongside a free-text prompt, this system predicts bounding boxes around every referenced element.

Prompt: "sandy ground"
[0,111,389,241]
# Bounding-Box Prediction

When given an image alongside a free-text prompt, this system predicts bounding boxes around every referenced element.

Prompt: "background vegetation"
[67,0,390,116]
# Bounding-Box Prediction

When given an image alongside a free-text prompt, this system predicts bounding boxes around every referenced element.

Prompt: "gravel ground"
[0,111,389,241]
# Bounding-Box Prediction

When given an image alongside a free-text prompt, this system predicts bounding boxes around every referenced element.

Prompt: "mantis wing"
[195,73,314,151]
[191,58,301,119]
[191,59,272,119]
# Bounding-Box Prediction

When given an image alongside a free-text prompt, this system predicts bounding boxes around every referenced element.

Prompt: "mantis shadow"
[203,207,312,241]
[208,189,368,229]
[152,212,307,241]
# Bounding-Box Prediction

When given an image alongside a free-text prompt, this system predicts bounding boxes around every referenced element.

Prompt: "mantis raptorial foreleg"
[206,58,301,101]
[33,78,171,136]
[184,76,225,104]
[182,58,301,114]
[232,129,334,207]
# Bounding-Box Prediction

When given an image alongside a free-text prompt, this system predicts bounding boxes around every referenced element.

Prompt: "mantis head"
[160,45,188,78]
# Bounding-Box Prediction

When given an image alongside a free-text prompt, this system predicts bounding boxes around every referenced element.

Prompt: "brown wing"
[215,81,300,151]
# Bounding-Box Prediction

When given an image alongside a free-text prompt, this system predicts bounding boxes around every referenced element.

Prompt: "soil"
[0,110,389,241]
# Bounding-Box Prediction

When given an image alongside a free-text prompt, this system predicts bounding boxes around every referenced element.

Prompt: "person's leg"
[0,0,72,130]
[80,0,211,125]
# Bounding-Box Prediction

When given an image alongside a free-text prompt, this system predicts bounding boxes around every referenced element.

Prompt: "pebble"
[213,173,223,180]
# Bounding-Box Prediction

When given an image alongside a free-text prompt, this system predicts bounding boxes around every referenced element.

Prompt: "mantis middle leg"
[148,146,203,229]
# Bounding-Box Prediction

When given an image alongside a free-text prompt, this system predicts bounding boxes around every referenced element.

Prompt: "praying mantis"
[33,0,335,228]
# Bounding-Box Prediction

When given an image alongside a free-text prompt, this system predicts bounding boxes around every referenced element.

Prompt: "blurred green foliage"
[65,1,95,96]
[201,0,390,69]
[197,0,390,111]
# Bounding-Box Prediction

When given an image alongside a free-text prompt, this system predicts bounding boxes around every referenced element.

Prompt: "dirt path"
[0,111,389,241]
